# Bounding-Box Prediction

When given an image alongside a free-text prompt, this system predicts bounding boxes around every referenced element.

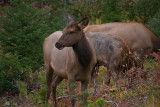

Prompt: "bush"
[101,0,124,23]
[0,54,22,95]
[19,81,27,98]
[96,98,108,107]
[148,9,160,38]
[0,0,66,95]
[0,0,46,94]
[127,0,160,24]
[0,0,48,71]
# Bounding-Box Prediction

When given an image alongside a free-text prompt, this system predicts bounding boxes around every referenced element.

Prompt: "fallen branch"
[127,102,139,106]
[105,100,119,107]
[56,95,70,100]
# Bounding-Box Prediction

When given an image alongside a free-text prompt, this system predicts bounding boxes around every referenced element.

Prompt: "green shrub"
[38,70,46,85]
[0,0,48,71]
[79,90,90,106]
[148,9,160,38]
[101,0,124,23]
[87,103,95,107]
[0,54,23,95]
[96,98,108,107]
[0,97,7,106]
[18,81,27,98]
[127,0,160,24]
[0,0,66,94]
[38,87,46,104]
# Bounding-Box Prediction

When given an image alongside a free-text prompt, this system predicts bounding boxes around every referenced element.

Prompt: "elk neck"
[72,33,93,68]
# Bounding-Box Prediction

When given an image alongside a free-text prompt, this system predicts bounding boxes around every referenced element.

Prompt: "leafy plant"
[87,103,95,107]
[96,98,108,107]
[70,83,75,89]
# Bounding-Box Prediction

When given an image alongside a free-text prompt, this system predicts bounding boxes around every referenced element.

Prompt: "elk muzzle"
[55,42,64,50]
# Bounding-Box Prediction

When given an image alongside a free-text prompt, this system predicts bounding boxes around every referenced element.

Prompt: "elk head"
[55,14,89,50]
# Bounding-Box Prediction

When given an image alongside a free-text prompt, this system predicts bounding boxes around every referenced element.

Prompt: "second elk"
[87,32,136,88]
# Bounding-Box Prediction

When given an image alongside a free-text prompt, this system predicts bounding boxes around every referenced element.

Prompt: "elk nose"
[56,42,65,50]
[55,42,61,48]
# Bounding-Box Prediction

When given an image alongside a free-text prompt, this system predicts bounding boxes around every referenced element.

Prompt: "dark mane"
[73,33,93,68]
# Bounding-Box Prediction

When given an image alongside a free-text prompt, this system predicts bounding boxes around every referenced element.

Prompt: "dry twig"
[105,100,119,107]
[56,95,70,100]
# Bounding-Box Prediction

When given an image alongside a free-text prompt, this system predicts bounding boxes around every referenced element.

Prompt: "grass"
[0,53,160,107]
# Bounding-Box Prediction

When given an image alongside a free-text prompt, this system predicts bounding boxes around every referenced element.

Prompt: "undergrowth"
[0,52,160,107]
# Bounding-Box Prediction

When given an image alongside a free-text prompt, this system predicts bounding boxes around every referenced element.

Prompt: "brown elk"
[84,22,160,61]
[84,22,160,87]
[43,15,96,107]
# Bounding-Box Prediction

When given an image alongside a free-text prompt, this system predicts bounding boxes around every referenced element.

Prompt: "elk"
[84,22,160,62]
[84,22,160,87]
[43,15,96,107]
[86,32,136,88]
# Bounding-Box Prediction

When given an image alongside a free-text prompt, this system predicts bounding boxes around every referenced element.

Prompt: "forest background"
[0,0,160,106]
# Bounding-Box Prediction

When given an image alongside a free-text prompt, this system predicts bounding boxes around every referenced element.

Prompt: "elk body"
[43,16,96,107]
[84,22,160,61]
[87,32,135,87]
[84,22,160,87]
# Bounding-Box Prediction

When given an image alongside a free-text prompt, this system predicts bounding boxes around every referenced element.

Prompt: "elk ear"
[65,13,73,24]
[78,17,89,29]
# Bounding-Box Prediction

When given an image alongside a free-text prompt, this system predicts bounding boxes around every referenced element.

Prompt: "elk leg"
[112,71,119,89]
[105,70,111,86]
[45,66,53,103]
[81,80,89,106]
[127,74,133,88]
[108,65,119,89]
[91,65,99,90]
[52,75,63,107]
[68,78,76,107]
